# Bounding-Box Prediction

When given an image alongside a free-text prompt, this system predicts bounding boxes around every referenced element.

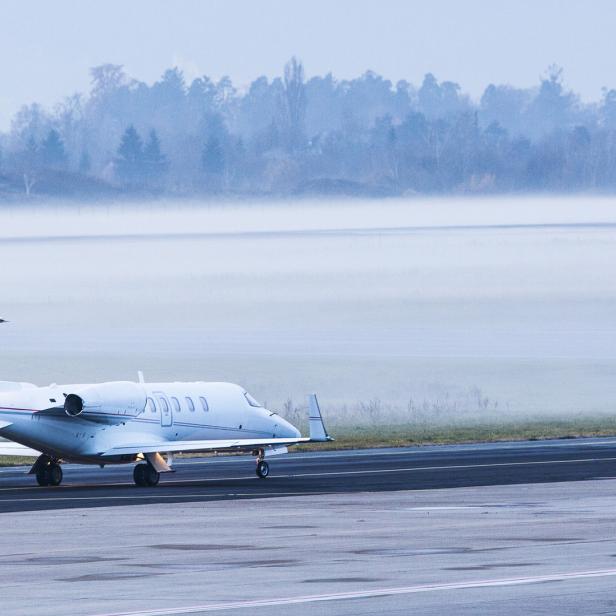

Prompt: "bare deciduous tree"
[281,57,306,151]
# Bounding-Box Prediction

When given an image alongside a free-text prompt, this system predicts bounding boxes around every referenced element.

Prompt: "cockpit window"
[244,392,262,407]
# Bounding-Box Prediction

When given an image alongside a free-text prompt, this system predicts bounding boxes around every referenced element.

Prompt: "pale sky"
[1,0,615,129]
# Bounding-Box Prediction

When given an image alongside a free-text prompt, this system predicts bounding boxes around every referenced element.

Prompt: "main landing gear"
[32,456,63,487]
[255,449,270,479]
[133,462,160,487]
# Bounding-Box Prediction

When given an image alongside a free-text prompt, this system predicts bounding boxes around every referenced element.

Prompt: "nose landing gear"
[254,449,270,479]
[256,460,270,478]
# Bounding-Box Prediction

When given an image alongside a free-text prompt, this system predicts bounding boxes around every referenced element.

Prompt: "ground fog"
[1,196,616,431]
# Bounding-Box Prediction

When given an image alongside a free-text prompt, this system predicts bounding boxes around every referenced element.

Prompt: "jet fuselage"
[0,381,300,464]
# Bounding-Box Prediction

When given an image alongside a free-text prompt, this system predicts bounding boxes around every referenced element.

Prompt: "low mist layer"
[1,197,615,430]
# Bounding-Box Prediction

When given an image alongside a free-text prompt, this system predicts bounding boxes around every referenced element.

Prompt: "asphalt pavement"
[3,439,616,615]
[1,437,616,513]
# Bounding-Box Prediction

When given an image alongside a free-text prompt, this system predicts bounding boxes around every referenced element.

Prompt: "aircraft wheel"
[35,468,49,487]
[256,460,269,479]
[145,466,160,486]
[47,463,63,487]
[133,463,148,487]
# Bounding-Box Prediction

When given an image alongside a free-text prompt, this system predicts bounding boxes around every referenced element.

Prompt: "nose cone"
[276,415,301,439]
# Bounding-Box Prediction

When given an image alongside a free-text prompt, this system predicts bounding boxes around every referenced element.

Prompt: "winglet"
[307,394,332,442]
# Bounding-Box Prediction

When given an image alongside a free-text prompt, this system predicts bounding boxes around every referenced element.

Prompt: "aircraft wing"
[101,436,311,457]
[0,439,40,457]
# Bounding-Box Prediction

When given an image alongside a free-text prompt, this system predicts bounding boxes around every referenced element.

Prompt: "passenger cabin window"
[159,397,169,413]
[199,396,209,412]
[147,397,156,413]
[186,397,195,412]
[171,397,181,413]
[244,392,262,407]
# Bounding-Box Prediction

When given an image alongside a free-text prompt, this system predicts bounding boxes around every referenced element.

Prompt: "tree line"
[2,59,616,198]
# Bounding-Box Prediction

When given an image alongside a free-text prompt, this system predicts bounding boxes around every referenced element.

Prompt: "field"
[1,195,616,442]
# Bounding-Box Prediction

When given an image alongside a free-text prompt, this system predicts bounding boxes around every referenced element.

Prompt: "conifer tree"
[115,125,144,186]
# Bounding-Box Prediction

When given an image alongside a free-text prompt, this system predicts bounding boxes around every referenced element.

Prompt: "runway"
[3,438,616,615]
[1,437,616,512]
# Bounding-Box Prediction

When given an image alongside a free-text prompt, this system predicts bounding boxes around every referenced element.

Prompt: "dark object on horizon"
[0,319,8,323]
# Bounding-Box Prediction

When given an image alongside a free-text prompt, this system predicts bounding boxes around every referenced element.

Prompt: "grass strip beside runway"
[294,416,616,450]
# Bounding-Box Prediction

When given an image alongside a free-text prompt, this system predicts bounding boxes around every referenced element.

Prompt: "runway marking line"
[3,437,616,474]
[1,455,616,497]
[90,568,616,615]
[0,491,320,503]
[174,440,616,464]
[254,455,616,480]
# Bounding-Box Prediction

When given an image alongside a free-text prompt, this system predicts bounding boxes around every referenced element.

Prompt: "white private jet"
[0,375,331,487]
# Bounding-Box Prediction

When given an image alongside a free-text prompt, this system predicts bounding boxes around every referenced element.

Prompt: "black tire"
[256,460,269,479]
[47,464,63,487]
[145,466,160,487]
[35,468,49,487]
[133,463,148,487]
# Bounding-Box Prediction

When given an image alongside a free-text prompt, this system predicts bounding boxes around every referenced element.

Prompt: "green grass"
[293,417,616,451]
[0,456,36,467]
[2,417,616,465]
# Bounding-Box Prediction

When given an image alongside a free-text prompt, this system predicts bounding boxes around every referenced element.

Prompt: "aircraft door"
[154,392,173,427]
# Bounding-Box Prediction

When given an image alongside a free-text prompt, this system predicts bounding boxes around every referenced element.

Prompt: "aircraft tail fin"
[307,394,332,442]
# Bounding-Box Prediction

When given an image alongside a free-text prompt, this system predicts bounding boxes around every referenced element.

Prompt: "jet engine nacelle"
[64,381,146,424]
